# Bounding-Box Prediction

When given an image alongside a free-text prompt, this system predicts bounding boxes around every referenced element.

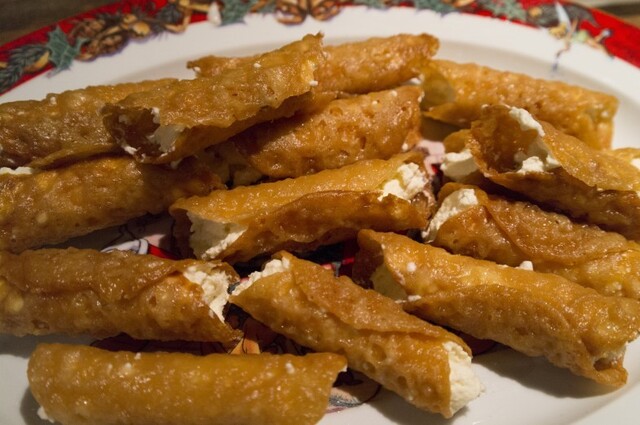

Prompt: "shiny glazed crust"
[0,79,173,169]
[355,230,640,387]
[170,153,432,263]
[0,248,241,343]
[432,183,640,299]
[230,86,423,179]
[103,34,326,163]
[189,33,439,94]
[28,344,346,425]
[231,252,473,418]
[422,60,618,149]
[468,105,640,240]
[0,155,223,253]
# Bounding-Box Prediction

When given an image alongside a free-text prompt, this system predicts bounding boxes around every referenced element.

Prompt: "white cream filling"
[508,106,545,136]
[516,260,534,271]
[631,158,640,171]
[188,212,247,260]
[0,166,36,176]
[371,264,408,301]
[123,145,139,156]
[377,163,428,201]
[440,149,478,182]
[508,107,561,174]
[146,124,185,153]
[444,341,484,414]
[183,264,233,321]
[37,406,55,423]
[144,106,186,152]
[234,257,290,295]
[423,188,479,242]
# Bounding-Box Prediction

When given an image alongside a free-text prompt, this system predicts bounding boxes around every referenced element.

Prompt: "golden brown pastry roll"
[0,155,222,253]
[231,251,483,418]
[426,182,640,299]
[28,343,346,425]
[213,86,423,182]
[0,248,240,343]
[0,79,173,169]
[354,230,640,387]
[189,33,439,94]
[170,153,433,264]
[421,60,618,149]
[467,105,640,241]
[103,34,326,164]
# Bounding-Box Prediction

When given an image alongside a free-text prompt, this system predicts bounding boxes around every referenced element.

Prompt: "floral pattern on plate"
[0,0,639,94]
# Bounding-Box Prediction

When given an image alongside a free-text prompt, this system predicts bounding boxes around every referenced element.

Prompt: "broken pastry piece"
[29,343,346,425]
[231,252,483,418]
[0,79,173,169]
[103,34,326,164]
[213,86,423,182]
[0,155,222,253]
[467,105,640,241]
[0,248,241,344]
[354,230,640,387]
[189,33,439,95]
[426,183,640,299]
[170,153,433,264]
[421,60,618,149]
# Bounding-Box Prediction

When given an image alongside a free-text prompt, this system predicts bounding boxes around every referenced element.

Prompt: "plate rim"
[1,0,639,97]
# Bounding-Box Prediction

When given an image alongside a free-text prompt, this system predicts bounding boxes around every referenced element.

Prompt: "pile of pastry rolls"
[1,32,639,425]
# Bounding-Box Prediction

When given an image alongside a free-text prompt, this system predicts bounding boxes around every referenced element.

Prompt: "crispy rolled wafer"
[0,79,173,169]
[103,34,326,164]
[426,183,640,299]
[170,153,433,264]
[231,252,483,418]
[467,105,640,241]
[212,86,423,183]
[0,248,240,343]
[421,60,618,149]
[28,343,346,425]
[189,33,439,94]
[354,230,640,387]
[0,155,222,253]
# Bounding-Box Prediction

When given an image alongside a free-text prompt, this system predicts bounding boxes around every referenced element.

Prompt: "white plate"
[2,4,640,425]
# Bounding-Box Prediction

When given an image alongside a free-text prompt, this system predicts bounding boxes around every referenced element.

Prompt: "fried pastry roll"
[231,252,483,418]
[467,105,640,241]
[0,248,241,343]
[0,79,173,169]
[170,153,433,264]
[29,343,346,425]
[354,230,640,387]
[103,34,326,164]
[189,33,439,95]
[421,60,618,149]
[0,155,222,252]
[212,86,422,182]
[426,183,640,299]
